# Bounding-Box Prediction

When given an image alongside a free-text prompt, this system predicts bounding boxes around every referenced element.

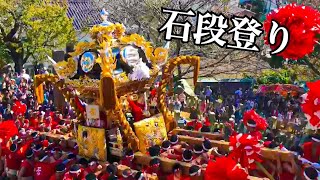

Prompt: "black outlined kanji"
[158,8,196,43]
[268,20,290,55]
[193,12,229,47]
[227,16,263,52]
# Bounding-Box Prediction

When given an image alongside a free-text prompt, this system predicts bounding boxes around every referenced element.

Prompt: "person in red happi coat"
[302,134,320,163]
[18,149,35,180]
[5,144,24,179]
[34,151,65,180]
[120,149,138,170]
[167,163,190,180]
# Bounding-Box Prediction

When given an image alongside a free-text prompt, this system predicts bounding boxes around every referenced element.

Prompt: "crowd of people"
[0,67,319,180]
[166,85,319,179]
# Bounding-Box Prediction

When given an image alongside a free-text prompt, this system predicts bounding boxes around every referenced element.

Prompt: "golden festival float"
[32,9,298,180]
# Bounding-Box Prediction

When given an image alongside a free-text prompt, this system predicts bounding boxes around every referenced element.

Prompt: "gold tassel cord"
[34,74,84,122]
[157,56,200,132]
[99,47,140,152]
[255,161,275,180]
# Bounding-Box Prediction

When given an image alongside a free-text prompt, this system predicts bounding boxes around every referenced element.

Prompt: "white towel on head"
[128,62,150,81]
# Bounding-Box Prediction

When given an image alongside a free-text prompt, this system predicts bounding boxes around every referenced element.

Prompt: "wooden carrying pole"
[169,135,294,162]
[134,152,268,180]
[170,129,224,140]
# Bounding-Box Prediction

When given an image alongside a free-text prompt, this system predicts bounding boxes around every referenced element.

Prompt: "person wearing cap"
[58,138,69,153]
[166,163,189,180]
[33,144,43,157]
[83,158,100,178]
[54,120,68,135]
[52,147,63,161]
[65,153,77,171]
[182,149,193,163]
[246,119,263,141]
[85,173,98,180]
[160,140,171,155]
[4,144,24,179]
[192,144,205,165]
[201,139,220,164]
[224,117,236,139]
[148,145,161,157]
[18,149,34,180]
[100,164,118,180]
[302,167,319,180]
[160,140,179,160]
[34,150,67,180]
[302,134,320,163]
[30,131,40,144]
[133,171,146,180]
[187,165,202,179]
[63,164,85,180]
[144,158,162,177]
[49,163,66,180]
[45,116,57,132]
[120,149,137,169]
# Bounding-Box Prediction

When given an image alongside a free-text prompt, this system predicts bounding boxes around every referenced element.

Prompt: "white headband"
[35,148,42,152]
[39,155,48,162]
[183,156,192,162]
[70,169,81,174]
[27,152,34,158]
[137,173,144,180]
[202,143,210,152]
[162,146,170,151]
[56,168,66,173]
[311,137,320,143]
[303,170,319,180]
[247,123,257,128]
[193,149,203,154]
[190,168,201,176]
[170,138,178,145]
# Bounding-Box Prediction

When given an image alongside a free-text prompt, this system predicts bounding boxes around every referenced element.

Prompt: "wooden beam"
[134,152,267,180]
[117,164,158,180]
[134,152,192,175]
[172,135,294,162]
[170,129,224,140]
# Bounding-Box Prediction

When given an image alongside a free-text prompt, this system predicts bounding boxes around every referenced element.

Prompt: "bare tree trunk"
[9,49,24,73]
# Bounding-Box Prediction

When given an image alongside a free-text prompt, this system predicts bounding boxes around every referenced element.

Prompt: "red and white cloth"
[204,156,248,180]
[243,110,268,131]
[301,80,320,129]
[229,133,263,170]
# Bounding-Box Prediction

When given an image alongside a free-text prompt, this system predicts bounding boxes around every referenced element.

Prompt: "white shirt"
[20,73,30,81]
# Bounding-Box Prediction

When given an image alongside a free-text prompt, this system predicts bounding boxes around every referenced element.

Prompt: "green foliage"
[0,0,76,69]
[256,69,297,84]
[268,55,285,68]
[0,42,12,68]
